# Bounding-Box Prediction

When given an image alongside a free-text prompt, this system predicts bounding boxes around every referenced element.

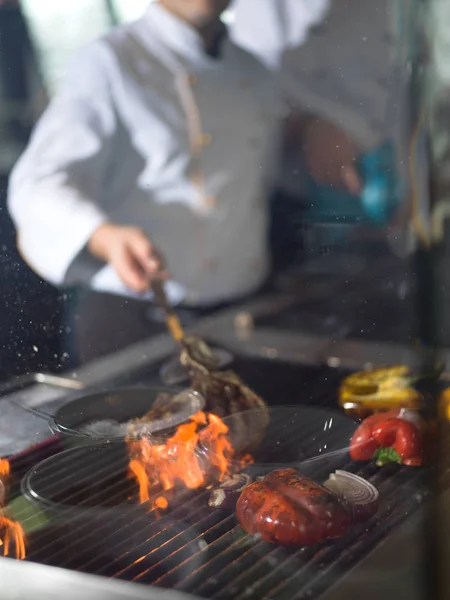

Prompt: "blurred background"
[0,0,152,381]
[0,0,441,381]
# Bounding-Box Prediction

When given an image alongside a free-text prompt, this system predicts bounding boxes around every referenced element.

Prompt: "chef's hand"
[88,223,168,293]
[302,118,362,196]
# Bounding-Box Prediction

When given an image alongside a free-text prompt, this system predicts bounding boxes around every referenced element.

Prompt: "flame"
[129,460,150,504]
[0,458,26,560]
[127,411,243,510]
[0,459,10,478]
[155,496,169,509]
[0,517,26,560]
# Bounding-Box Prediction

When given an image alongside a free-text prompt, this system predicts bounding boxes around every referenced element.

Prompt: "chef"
[8,0,280,359]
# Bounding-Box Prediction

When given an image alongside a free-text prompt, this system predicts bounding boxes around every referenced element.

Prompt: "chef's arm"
[283,109,362,195]
[7,42,115,286]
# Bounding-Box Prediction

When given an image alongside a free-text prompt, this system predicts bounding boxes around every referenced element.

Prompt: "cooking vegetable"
[324,470,379,522]
[208,473,253,509]
[350,409,423,466]
[338,366,421,417]
[236,468,351,546]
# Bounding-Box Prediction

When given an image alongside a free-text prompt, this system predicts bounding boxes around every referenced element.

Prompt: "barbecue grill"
[0,256,441,600]
[3,352,428,600]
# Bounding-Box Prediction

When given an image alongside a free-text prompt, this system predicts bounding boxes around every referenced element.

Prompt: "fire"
[0,459,10,478]
[155,496,169,509]
[129,460,150,504]
[0,517,26,560]
[0,458,26,560]
[127,411,244,510]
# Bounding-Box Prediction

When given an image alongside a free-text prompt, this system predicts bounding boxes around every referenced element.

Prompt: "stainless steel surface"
[1,559,198,600]
[0,372,84,397]
[0,374,85,453]
[0,334,176,454]
[320,509,425,600]
[321,487,450,600]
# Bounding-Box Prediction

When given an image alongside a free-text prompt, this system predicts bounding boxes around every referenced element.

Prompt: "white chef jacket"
[8,3,277,306]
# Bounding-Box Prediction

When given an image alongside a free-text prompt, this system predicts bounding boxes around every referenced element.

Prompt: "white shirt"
[8,3,277,306]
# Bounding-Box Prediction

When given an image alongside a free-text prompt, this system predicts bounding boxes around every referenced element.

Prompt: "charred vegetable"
[180,335,269,453]
[350,409,423,466]
[236,468,351,546]
[339,366,421,417]
[208,473,253,509]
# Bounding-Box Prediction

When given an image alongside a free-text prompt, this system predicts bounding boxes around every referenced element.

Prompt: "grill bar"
[85,501,220,577]
[218,470,425,599]
[26,406,337,570]
[10,374,428,600]
[55,413,315,573]
[173,464,425,599]
[265,479,425,600]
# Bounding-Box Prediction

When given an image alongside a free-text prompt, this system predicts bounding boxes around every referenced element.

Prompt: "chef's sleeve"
[7,41,115,286]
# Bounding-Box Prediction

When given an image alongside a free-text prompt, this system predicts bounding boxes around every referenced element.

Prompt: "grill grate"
[7,399,428,600]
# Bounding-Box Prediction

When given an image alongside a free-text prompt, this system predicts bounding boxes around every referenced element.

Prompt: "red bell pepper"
[349,409,423,466]
[236,468,351,545]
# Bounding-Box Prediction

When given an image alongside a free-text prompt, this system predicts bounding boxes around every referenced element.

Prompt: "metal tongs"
[152,278,220,371]
[152,279,186,344]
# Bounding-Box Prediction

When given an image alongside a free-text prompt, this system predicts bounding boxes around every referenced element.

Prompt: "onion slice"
[324,470,379,522]
[208,473,253,509]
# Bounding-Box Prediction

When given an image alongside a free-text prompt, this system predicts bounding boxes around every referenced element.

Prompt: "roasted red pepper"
[236,468,351,546]
[349,409,423,466]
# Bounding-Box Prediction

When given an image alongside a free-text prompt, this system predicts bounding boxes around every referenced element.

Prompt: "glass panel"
[0,0,449,597]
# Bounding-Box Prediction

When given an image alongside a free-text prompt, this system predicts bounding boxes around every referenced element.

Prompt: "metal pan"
[47,386,205,448]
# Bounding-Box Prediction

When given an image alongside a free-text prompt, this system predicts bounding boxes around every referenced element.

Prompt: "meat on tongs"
[180,334,269,451]
[152,280,269,453]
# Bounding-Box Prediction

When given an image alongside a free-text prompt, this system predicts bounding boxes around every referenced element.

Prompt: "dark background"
[0,4,69,381]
